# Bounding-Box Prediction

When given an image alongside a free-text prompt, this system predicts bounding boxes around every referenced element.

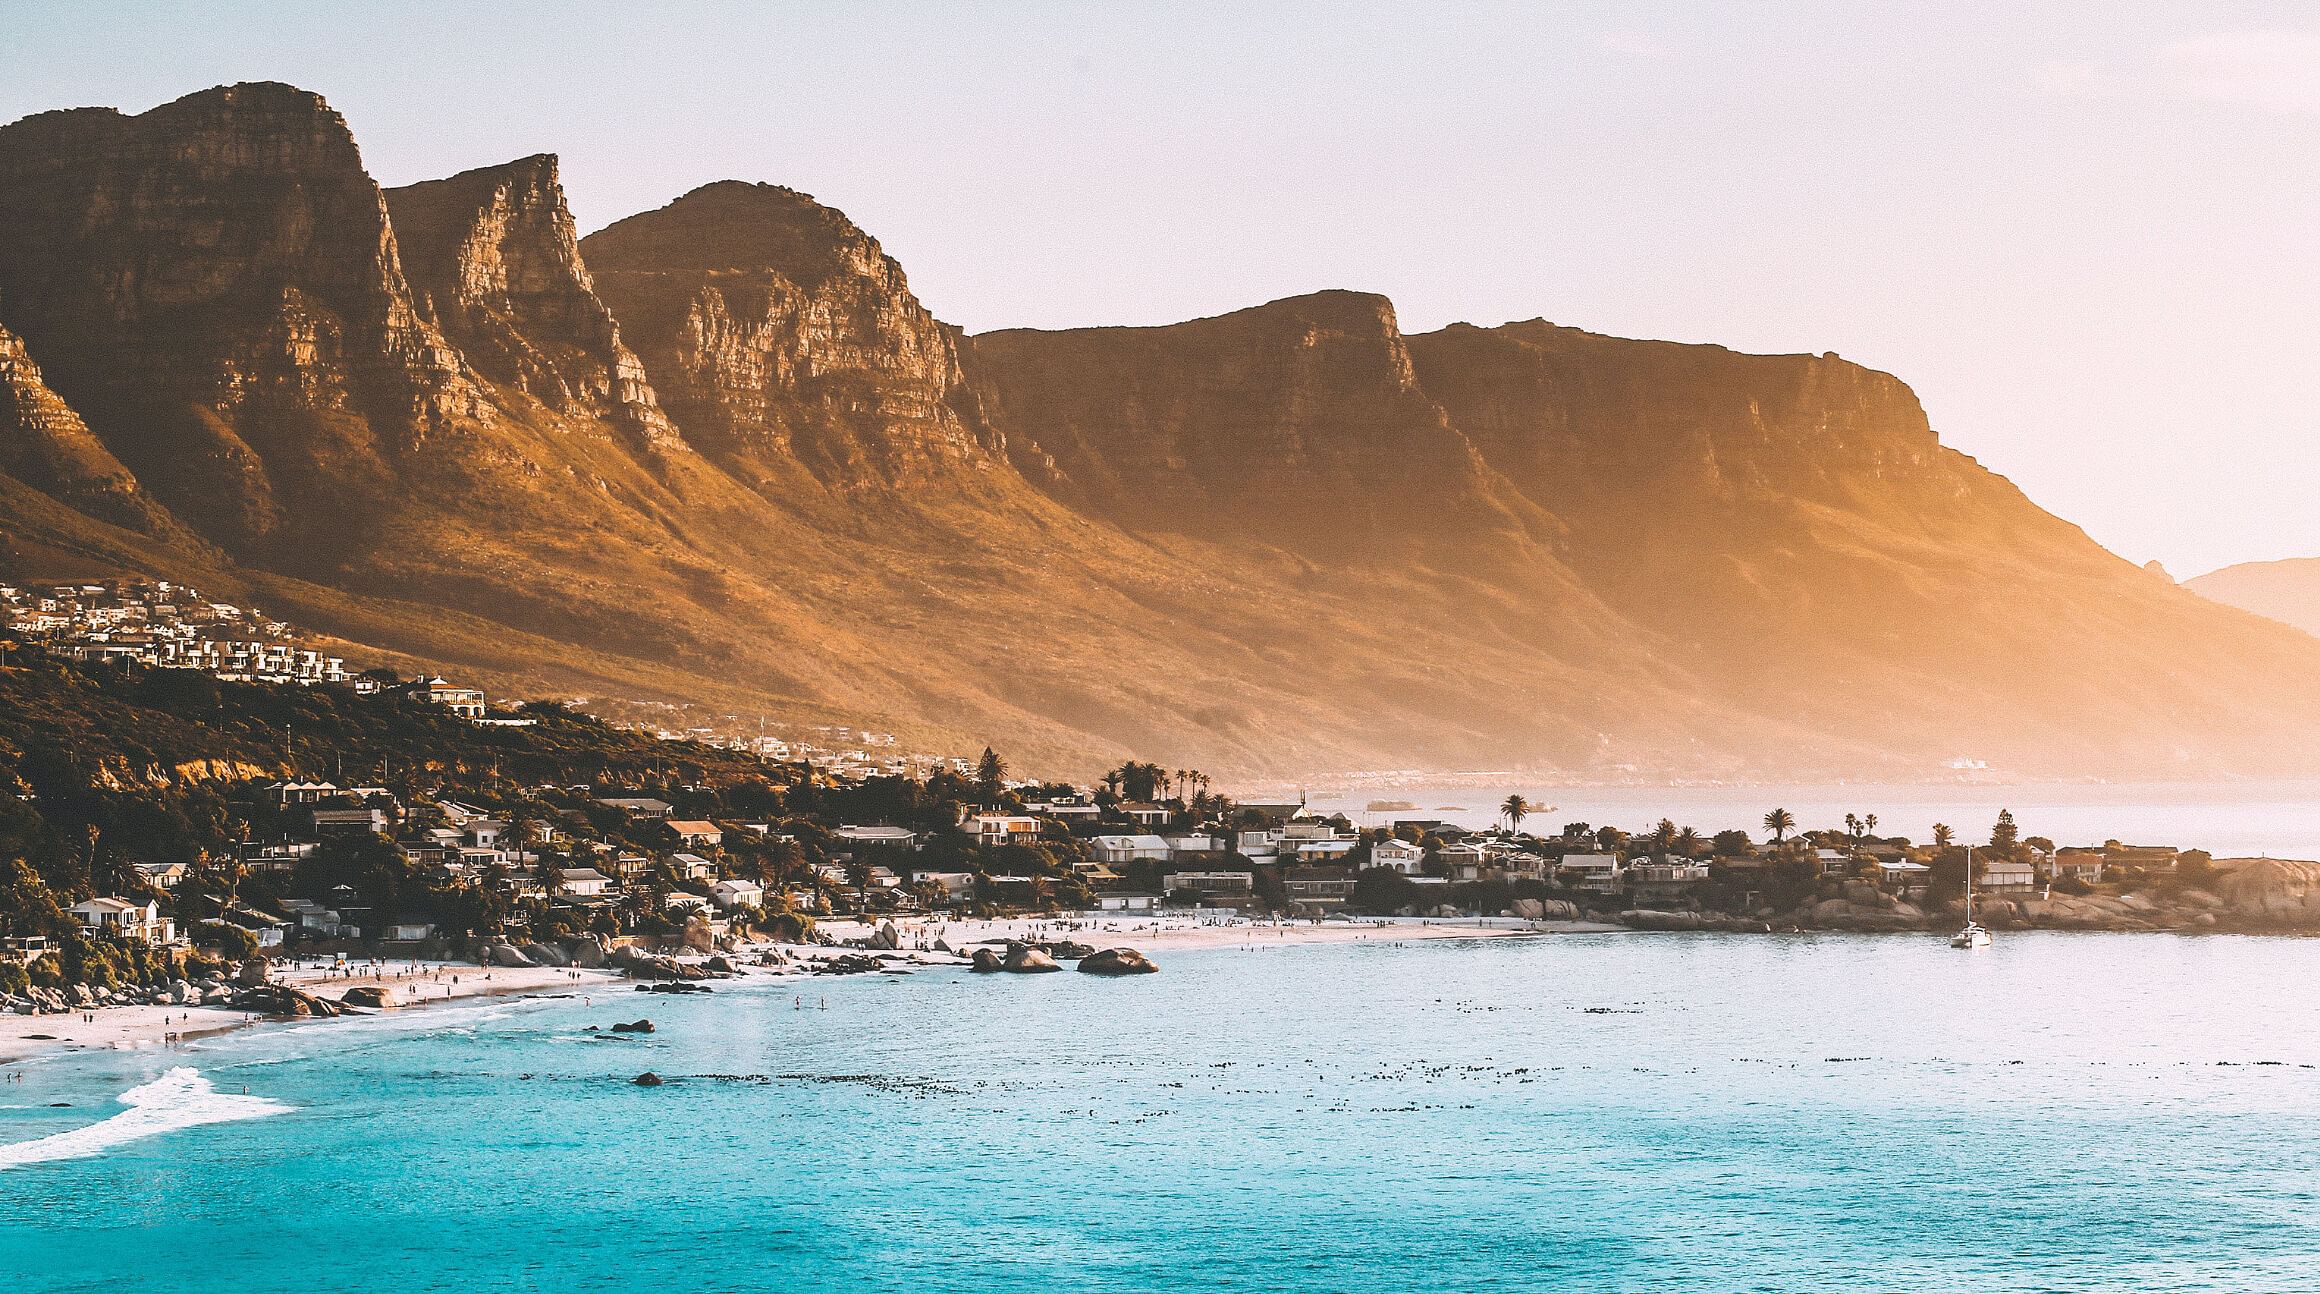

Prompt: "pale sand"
[0,916,1622,1067]
[0,961,619,1067]
[811,913,1625,953]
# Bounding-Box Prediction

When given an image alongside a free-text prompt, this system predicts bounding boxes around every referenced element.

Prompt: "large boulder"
[611,1018,655,1033]
[1619,909,1703,931]
[2218,861,2320,926]
[522,942,569,967]
[563,937,608,969]
[1508,898,1545,920]
[1002,944,1061,973]
[869,920,901,951]
[486,944,536,968]
[339,985,396,1009]
[236,958,272,987]
[969,948,1004,973]
[1078,947,1159,976]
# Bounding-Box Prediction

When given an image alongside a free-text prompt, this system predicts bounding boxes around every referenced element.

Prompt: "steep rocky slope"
[2187,559,2320,640]
[5,81,2320,780]
[384,155,675,447]
[583,182,1001,496]
[0,323,170,534]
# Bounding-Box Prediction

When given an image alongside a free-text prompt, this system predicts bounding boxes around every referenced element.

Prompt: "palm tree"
[1652,818,1678,853]
[1933,822,1955,849]
[1845,813,1862,840]
[1675,826,1703,858]
[1863,813,1878,838]
[1763,808,1795,844]
[1500,794,1531,833]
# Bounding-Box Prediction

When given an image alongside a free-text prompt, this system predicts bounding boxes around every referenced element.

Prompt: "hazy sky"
[4,2,2315,576]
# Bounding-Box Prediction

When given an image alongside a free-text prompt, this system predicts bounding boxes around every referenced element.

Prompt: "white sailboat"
[1952,843,1992,949]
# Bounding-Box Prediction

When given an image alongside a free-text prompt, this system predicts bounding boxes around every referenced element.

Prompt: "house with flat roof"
[1092,834,1172,865]
[834,824,919,851]
[1163,870,1254,903]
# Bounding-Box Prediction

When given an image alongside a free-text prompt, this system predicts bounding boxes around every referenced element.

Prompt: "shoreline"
[0,960,623,1068]
[0,914,1581,1068]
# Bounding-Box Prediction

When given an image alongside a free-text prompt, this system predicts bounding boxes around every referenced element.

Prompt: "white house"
[1372,839,1426,874]
[1119,803,1173,828]
[1293,837,1359,862]
[962,813,1042,847]
[69,896,176,944]
[1980,857,2040,892]
[671,853,716,881]
[1096,892,1161,912]
[711,878,765,910]
[1235,829,1283,862]
[1091,834,1173,865]
[557,867,614,898]
[1557,854,1625,893]
[917,871,977,902]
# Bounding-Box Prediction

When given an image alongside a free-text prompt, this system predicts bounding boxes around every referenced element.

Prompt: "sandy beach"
[811,912,1624,952]
[0,959,620,1067]
[0,913,1618,1067]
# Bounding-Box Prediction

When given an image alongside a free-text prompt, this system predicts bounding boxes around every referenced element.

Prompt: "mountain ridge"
[5,82,2320,781]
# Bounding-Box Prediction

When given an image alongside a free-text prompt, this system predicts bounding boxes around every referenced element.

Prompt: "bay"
[8,932,2320,1292]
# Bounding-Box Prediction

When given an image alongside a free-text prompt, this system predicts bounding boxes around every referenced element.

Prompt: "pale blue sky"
[4,2,2315,575]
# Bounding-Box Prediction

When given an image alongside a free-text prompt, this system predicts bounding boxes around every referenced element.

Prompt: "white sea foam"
[0,1066,288,1169]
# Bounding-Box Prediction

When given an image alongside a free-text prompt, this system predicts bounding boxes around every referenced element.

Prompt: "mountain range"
[5,82,2320,781]
[2186,560,2320,643]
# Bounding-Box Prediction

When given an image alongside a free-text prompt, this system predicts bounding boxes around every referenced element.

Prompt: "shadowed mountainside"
[5,82,2320,781]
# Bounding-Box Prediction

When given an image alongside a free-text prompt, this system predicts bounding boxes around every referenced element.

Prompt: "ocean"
[9,932,2320,1292]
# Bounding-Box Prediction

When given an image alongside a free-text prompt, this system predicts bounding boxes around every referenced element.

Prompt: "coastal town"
[3,581,2318,1040]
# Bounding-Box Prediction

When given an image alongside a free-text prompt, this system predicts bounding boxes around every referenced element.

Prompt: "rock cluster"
[3,975,239,1015]
[1077,947,1160,976]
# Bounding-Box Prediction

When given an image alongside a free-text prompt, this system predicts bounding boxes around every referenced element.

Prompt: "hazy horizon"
[5,2,2317,578]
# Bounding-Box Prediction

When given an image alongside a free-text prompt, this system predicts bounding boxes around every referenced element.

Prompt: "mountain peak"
[580,180,999,486]
[385,155,676,445]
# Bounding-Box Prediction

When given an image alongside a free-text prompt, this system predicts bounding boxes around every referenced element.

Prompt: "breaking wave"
[0,1067,288,1169]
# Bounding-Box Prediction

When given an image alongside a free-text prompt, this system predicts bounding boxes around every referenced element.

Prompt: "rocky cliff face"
[0,323,167,533]
[385,155,675,448]
[971,291,1545,557]
[0,82,481,552]
[581,182,998,492]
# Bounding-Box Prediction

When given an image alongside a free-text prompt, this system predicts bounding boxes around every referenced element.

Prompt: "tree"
[1674,826,1703,858]
[1845,813,1861,840]
[1863,813,1878,838]
[1711,829,1753,858]
[1932,822,1955,849]
[1500,794,1531,833]
[1991,809,2019,851]
[974,747,1006,802]
[1763,808,1796,844]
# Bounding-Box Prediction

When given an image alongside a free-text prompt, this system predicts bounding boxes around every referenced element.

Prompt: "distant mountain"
[2187,559,2320,640]
[6,82,2320,781]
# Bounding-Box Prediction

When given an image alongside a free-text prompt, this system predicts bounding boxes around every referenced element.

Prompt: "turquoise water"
[9,933,2320,1292]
